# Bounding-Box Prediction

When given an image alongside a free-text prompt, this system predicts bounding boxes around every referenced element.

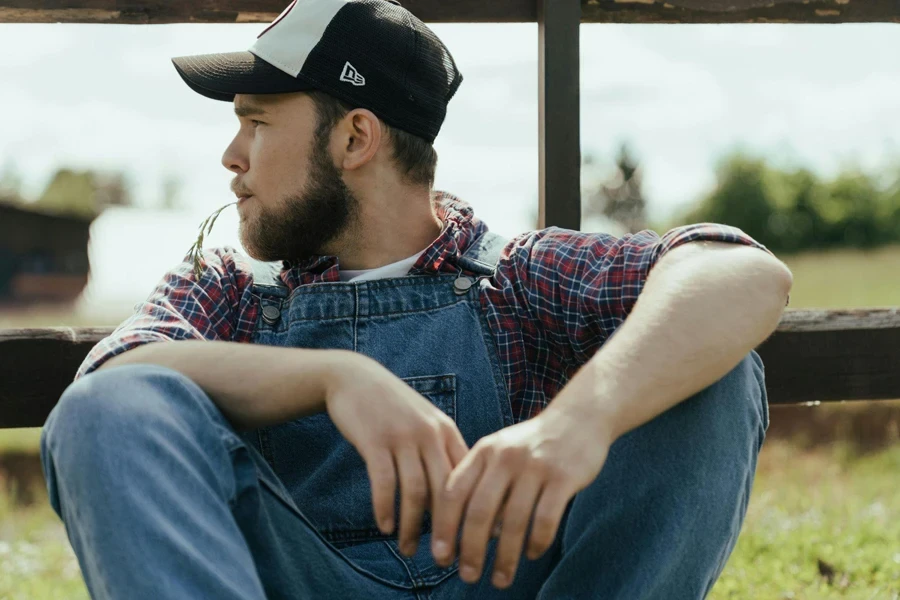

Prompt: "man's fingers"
[366,449,397,535]
[446,427,469,467]
[490,472,542,589]
[396,448,428,556]
[457,462,513,584]
[431,450,485,567]
[526,485,570,560]
[421,438,452,514]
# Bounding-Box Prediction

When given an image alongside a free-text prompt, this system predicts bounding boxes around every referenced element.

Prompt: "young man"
[40,0,792,598]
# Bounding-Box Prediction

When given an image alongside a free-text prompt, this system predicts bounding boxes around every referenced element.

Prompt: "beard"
[239,130,359,263]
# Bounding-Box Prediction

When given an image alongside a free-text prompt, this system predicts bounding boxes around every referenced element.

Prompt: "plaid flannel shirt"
[77,191,769,422]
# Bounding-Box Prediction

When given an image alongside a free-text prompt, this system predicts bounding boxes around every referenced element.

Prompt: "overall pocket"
[258,373,458,546]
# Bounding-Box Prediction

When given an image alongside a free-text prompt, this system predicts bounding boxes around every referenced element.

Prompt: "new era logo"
[340,62,366,87]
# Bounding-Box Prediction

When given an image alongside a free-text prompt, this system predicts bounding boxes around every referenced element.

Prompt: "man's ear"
[341,108,383,171]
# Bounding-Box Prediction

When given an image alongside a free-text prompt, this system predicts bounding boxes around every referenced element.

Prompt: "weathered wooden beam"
[756,308,900,405]
[538,0,582,231]
[0,327,110,429]
[1,308,899,429]
[1,0,898,25]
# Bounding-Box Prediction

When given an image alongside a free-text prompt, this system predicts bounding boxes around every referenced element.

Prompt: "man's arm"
[430,240,792,587]
[552,240,792,440]
[98,338,471,558]
[97,341,347,431]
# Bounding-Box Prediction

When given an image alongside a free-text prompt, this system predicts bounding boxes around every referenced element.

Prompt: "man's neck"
[326,192,443,271]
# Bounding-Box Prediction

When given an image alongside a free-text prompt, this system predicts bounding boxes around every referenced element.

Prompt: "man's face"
[222,93,359,262]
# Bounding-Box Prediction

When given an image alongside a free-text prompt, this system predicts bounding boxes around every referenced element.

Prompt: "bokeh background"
[1,22,899,598]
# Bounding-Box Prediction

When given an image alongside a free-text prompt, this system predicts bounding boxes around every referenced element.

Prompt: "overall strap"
[456,230,511,277]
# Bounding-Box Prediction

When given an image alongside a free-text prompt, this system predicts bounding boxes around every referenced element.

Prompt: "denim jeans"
[40,350,767,599]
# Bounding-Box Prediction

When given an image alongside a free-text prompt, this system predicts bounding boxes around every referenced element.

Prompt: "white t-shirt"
[338,249,428,283]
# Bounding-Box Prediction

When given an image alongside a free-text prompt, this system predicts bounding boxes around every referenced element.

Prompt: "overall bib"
[240,231,513,590]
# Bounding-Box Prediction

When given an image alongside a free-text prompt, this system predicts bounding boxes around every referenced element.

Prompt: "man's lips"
[237,195,253,203]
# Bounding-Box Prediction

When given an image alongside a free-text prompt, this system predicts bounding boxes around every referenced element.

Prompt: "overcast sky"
[2,22,899,309]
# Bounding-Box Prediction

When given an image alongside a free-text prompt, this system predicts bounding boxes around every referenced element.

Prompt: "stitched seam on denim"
[281,300,466,324]
[254,481,419,589]
[471,288,516,427]
[353,284,359,353]
[401,374,456,395]
[386,541,423,583]
[280,274,460,301]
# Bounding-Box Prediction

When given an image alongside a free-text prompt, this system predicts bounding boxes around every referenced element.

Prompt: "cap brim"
[172,51,315,102]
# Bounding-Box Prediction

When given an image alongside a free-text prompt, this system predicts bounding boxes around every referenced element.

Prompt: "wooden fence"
[1,1,898,429]
[1,309,899,428]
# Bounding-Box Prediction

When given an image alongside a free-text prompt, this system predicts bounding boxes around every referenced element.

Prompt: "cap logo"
[340,62,366,86]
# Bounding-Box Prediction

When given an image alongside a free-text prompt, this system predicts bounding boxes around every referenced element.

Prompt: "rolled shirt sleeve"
[511,223,770,367]
[74,247,258,381]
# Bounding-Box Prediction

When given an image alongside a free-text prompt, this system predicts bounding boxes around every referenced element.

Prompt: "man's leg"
[429,353,766,600]
[537,351,768,599]
[40,363,408,600]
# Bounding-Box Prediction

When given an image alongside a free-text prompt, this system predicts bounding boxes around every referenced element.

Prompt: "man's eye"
[251,120,263,127]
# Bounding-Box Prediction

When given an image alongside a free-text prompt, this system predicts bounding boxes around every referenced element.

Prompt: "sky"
[1,21,899,310]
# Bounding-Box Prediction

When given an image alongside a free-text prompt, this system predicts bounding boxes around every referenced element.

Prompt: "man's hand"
[430,406,612,589]
[324,352,469,556]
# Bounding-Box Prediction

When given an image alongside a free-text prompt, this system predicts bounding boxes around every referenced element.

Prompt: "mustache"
[231,180,254,197]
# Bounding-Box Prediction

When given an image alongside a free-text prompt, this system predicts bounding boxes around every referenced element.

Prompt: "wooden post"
[537,0,582,230]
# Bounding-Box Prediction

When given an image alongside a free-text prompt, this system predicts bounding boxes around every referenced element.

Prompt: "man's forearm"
[97,341,350,431]
[550,242,792,442]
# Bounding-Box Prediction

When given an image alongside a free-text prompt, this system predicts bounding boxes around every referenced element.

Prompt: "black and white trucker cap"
[171,0,463,143]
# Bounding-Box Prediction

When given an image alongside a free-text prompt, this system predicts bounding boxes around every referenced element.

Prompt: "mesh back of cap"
[300,0,463,142]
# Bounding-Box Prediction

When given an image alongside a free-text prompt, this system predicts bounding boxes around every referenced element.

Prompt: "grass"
[780,244,900,309]
[0,429,42,453]
[710,441,900,599]
[0,479,87,599]
[0,435,897,598]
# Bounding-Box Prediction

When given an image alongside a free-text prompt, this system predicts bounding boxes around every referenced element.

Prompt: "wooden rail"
[1,308,899,429]
[3,5,898,429]
[1,0,899,24]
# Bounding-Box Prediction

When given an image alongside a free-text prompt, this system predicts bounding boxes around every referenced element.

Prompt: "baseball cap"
[171,0,463,143]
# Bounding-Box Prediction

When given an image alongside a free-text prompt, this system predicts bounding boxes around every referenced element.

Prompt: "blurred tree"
[161,175,184,211]
[765,168,826,253]
[35,168,133,218]
[529,144,647,235]
[680,151,900,253]
[586,143,647,234]
[884,168,900,242]
[36,169,98,217]
[819,171,884,248]
[0,161,24,202]
[94,172,132,209]
[684,154,775,248]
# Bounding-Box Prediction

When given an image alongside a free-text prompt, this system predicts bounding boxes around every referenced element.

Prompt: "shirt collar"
[280,190,487,286]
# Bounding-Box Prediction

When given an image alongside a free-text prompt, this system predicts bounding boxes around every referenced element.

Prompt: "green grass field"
[1,438,896,599]
[1,245,899,597]
[780,245,900,309]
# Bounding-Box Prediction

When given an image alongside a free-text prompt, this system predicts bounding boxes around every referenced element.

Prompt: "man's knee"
[694,350,768,452]
[48,363,194,433]
[42,364,224,476]
[570,351,768,521]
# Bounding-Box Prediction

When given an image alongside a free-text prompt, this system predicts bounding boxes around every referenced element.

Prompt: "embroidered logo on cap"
[340,62,366,86]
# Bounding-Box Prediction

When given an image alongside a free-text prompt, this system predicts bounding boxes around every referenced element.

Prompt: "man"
[39,0,792,598]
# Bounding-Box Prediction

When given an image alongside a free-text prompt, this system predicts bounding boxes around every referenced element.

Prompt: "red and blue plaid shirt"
[77,191,768,422]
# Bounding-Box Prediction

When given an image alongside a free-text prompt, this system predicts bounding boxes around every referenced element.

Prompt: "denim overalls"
[239,230,513,590]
